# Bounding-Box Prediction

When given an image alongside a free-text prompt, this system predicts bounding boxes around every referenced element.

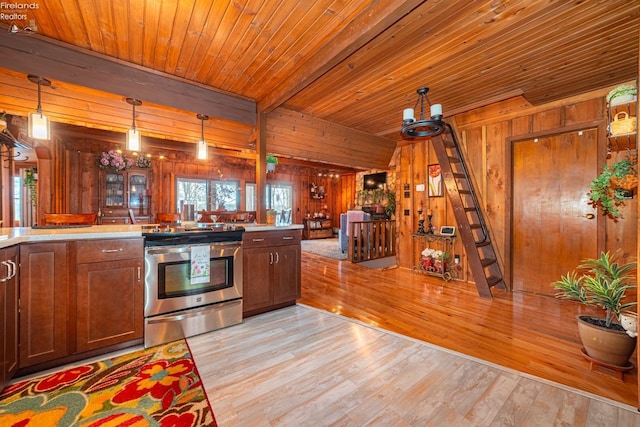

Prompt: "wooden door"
[512,129,598,295]
[242,247,273,314]
[75,260,144,353]
[19,242,70,367]
[273,244,301,304]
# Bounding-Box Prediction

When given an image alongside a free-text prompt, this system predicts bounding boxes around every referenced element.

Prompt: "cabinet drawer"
[100,217,129,225]
[75,238,143,263]
[243,230,301,248]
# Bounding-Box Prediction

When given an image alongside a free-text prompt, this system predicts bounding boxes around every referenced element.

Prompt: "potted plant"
[606,84,637,106]
[23,168,37,207]
[587,158,637,220]
[553,250,637,366]
[266,153,278,172]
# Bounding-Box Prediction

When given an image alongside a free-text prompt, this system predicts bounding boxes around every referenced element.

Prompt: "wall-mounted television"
[363,172,387,190]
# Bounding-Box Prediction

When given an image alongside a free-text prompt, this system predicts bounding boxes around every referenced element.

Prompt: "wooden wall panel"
[396,91,638,290]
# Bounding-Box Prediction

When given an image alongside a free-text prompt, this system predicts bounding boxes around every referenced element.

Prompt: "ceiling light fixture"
[401,87,445,139]
[196,113,209,160]
[125,98,142,151]
[27,75,51,140]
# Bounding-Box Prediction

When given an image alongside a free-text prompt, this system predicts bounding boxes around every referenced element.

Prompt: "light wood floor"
[297,252,638,407]
[189,305,640,426]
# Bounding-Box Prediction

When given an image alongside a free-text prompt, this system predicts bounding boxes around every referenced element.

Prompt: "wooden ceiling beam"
[0,31,256,127]
[256,0,423,114]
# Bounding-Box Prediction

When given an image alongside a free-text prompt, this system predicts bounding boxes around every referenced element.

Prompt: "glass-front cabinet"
[99,168,152,224]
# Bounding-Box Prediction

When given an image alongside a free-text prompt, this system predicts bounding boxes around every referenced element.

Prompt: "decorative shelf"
[607,100,637,153]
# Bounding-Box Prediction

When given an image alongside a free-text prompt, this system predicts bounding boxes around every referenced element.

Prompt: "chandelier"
[401,87,445,139]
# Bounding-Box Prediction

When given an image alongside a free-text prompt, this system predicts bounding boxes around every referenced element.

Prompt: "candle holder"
[417,219,425,234]
[425,214,434,235]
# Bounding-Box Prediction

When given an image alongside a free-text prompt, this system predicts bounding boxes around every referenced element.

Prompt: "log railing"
[347,220,396,263]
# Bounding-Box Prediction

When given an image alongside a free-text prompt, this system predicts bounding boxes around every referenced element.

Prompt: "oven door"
[144,242,242,317]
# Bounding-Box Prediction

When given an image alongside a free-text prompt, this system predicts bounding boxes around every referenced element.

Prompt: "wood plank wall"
[35,138,361,230]
[394,86,638,288]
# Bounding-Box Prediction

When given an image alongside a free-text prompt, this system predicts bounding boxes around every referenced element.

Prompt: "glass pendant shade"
[127,128,141,151]
[27,75,52,140]
[196,113,209,160]
[125,98,143,151]
[28,111,50,140]
[197,139,208,160]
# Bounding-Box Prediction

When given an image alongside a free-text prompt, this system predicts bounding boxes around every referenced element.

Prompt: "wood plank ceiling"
[0,0,638,169]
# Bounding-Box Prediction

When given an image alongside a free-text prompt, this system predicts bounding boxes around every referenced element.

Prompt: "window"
[176,178,239,212]
[245,182,293,224]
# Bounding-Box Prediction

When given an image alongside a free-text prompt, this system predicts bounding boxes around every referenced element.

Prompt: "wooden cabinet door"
[273,245,301,304]
[75,260,144,353]
[242,247,273,314]
[0,246,18,389]
[19,242,69,368]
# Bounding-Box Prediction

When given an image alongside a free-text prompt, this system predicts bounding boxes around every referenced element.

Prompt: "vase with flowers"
[98,150,134,171]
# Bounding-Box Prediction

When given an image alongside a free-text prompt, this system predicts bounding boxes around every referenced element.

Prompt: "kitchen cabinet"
[75,239,144,353]
[19,242,70,369]
[18,238,144,374]
[242,229,301,317]
[0,245,18,390]
[99,168,152,224]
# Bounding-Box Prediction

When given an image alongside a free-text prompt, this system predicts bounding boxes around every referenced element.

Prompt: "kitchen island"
[0,223,302,388]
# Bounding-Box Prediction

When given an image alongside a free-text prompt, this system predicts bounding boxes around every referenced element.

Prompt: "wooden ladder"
[430,123,507,299]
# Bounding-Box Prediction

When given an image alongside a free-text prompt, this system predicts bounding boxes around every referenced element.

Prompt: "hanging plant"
[24,168,37,207]
[588,158,637,219]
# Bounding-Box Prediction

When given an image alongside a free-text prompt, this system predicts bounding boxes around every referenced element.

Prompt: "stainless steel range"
[142,224,244,348]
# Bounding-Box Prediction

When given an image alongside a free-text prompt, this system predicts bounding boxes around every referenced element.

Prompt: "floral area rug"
[0,340,216,426]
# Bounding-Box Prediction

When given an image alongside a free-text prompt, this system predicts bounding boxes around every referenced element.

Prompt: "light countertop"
[0,223,303,249]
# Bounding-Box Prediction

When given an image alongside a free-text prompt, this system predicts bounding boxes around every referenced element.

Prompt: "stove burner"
[142,223,242,234]
[142,224,245,246]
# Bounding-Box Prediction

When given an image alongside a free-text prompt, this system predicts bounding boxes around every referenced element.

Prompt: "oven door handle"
[146,299,241,324]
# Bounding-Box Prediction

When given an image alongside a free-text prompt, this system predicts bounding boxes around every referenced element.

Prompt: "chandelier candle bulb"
[403,108,414,122]
[430,104,442,118]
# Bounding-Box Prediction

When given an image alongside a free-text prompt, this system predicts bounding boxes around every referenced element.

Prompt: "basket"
[611,174,638,191]
[610,112,637,136]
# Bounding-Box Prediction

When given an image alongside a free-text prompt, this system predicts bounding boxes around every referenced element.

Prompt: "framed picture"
[428,164,443,197]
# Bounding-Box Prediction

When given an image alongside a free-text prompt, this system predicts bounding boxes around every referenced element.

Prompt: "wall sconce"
[27,75,51,140]
[125,98,142,151]
[196,113,209,160]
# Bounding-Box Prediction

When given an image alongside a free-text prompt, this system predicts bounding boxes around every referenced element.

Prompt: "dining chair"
[43,213,97,225]
[156,213,181,223]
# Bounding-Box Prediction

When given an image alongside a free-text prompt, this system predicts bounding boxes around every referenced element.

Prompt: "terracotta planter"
[577,315,636,366]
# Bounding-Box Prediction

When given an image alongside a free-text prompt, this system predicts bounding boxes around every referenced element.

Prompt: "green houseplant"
[266,153,278,172]
[23,168,37,207]
[606,84,638,106]
[587,158,637,220]
[553,250,637,366]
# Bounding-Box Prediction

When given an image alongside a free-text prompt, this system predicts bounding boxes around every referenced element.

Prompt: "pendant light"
[196,113,209,160]
[125,98,142,151]
[27,75,51,140]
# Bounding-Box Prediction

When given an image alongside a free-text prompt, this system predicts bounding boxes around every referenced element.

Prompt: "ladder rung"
[447,156,461,163]
[452,173,466,179]
[480,257,497,267]
[475,240,492,247]
[464,207,477,212]
[486,276,504,288]
[470,223,483,229]
[458,190,472,195]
